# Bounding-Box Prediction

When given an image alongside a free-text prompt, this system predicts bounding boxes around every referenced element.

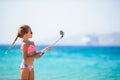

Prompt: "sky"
[0,0,120,45]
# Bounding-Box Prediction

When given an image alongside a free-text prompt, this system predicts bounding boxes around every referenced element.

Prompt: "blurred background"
[0,0,120,46]
[0,0,120,80]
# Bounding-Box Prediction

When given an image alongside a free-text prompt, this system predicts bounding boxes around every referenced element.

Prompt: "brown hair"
[6,24,30,54]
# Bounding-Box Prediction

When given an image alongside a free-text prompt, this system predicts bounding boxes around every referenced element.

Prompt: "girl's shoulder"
[21,42,28,49]
[21,42,27,46]
[29,41,35,45]
[21,41,35,48]
[30,41,34,44]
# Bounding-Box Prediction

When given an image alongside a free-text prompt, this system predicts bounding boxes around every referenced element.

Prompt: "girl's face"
[24,28,32,38]
[26,28,32,38]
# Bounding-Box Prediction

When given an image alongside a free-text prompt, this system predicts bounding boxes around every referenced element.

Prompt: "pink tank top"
[27,45,36,54]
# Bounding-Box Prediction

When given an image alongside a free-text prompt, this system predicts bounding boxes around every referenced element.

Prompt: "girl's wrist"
[40,51,45,55]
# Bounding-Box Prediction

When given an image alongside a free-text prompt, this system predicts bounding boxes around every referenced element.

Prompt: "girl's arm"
[31,46,51,59]
[21,43,40,60]
[29,46,51,59]
[32,42,51,58]
[21,41,51,59]
[37,46,51,56]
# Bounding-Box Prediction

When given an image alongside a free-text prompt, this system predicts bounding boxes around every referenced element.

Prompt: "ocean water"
[0,45,120,80]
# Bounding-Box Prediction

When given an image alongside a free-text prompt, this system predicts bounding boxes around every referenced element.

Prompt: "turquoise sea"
[0,45,120,80]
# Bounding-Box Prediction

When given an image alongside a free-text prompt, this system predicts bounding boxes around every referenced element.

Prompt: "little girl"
[6,24,51,80]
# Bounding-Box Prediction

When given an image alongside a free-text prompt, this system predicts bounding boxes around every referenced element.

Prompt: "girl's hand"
[34,53,41,58]
[42,46,51,53]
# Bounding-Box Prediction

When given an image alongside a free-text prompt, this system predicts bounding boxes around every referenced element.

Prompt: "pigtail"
[5,36,18,54]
